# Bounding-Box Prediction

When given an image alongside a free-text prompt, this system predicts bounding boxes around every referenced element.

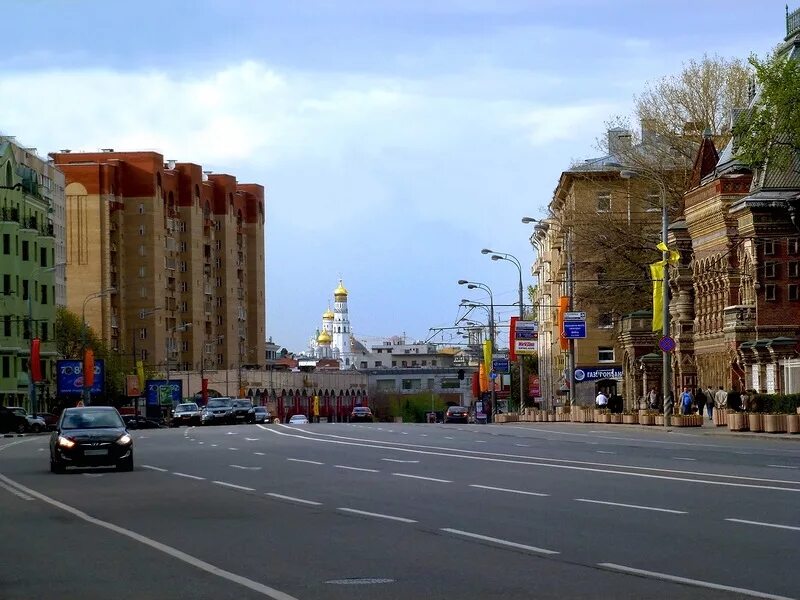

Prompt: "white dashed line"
[254,452,266,456]
[287,458,323,465]
[575,498,686,514]
[213,481,255,492]
[725,518,800,532]
[245,438,259,441]
[514,444,529,447]
[381,458,420,463]
[338,508,416,523]
[469,484,548,497]
[142,465,168,472]
[392,473,451,483]
[230,465,262,471]
[445,436,454,440]
[595,450,616,454]
[767,465,798,470]
[173,472,206,480]
[266,493,322,507]
[211,444,218,447]
[228,448,239,451]
[334,465,379,473]
[475,440,486,443]
[442,528,558,555]
[674,457,696,461]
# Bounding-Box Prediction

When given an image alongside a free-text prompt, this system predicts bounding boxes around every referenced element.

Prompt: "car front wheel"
[50,460,65,474]
[117,454,134,472]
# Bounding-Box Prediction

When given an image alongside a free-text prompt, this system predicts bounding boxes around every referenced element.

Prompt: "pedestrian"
[695,386,706,417]
[647,387,658,410]
[595,390,608,409]
[714,386,727,412]
[680,387,693,415]
[704,386,715,420]
[741,390,750,412]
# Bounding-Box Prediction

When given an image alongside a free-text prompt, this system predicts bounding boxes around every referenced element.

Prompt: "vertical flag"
[30,338,42,382]
[478,363,488,393]
[650,262,664,332]
[201,377,209,404]
[482,339,492,372]
[136,360,145,390]
[84,349,95,388]
[509,316,518,361]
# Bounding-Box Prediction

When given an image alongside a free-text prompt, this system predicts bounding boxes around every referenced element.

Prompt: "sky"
[1,0,789,352]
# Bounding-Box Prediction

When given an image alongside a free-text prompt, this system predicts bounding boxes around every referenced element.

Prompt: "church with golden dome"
[309,280,357,369]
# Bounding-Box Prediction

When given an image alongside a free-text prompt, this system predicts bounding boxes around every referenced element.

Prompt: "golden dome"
[322,307,334,320]
[334,279,348,297]
[317,330,332,344]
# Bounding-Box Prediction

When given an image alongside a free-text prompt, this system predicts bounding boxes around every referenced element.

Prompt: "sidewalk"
[503,419,800,442]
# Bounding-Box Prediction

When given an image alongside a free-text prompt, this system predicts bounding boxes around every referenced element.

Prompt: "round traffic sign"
[658,336,676,353]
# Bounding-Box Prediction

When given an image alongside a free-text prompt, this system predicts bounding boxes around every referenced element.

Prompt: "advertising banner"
[515,320,539,355]
[529,375,541,397]
[145,379,183,406]
[573,366,623,382]
[126,375,141,397]
[56,359,105,394]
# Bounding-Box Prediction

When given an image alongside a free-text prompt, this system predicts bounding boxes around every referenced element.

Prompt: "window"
[789,238,800,255]
[216,315,223,325]
[360,361,367,369]
[181,341,189,352]
[40,285,47,305]
[2,234,9,254]
[596,191,611,212]
[138,203,144,215]
[763,240,776,256]
[401,378,421,390]
[215,277,222,287]
[3,315,10,336]
[139,328,147,340]
[40,247,47,267]
[789,284,799,301]
[598,347,615,362]
[432,359,437,367]
[41,322,48,342]
[180,281,188,292]
[140,287,147,298]
[180,241,187,252]
[402,360,407,367]
[789,262,800,278]
[138,225,145,236]
[180,301,188,312]
[598,313,613,328]
[2,274,9,294]
[1,356,9,378]
[179,261,187,272]
[427,378,435,390]
[374,360,382,367]
[765,284,777,301]
[21,240,29,261]
[645,188,661,212]
[139,266,146,278]
[422,360,427,366]
[764,262,778,278]
[392,360,397,367]
[139,245,146,257]
[22,279,28,300]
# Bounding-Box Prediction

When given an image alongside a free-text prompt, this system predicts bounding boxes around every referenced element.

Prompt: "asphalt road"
[1,421,798,600]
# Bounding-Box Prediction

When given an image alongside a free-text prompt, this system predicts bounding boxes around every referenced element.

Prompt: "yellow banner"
[482,340,492,371]
[136,360,145,390]
[650,261,664,332]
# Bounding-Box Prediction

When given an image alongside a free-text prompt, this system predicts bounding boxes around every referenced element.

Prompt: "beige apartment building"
[51,150,265,392]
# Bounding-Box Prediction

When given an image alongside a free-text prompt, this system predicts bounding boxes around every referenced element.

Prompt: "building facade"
[1,137,61,409]
[51,150,266,392]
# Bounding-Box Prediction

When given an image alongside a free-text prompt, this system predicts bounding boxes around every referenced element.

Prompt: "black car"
[50,407,133,473]
[201,397,235,425]
[123,415,164,430]
[231,399,256,424]
[253,406,270,424]
[444,406,469,424]
[350,406,374,423]
[0,406,28,434]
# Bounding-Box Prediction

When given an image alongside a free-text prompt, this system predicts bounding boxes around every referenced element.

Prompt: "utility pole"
[567,229,576,409]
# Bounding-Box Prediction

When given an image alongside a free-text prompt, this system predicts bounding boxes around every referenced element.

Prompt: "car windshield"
[448,407,465,413]
[233,401,252,408]
[61,410,124,430]
[176,404,198,412]
[353,408,370,413]
[207,400,231,408]
[254,407,266,413]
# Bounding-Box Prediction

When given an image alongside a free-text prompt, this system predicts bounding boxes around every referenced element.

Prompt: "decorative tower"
[331,279,354,369]
[316,329,332,359]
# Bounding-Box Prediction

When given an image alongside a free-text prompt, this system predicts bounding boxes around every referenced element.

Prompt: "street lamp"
[81,287,116,405]
[482,248,526,412]
[458,279,496,417]
[619,168,672,425]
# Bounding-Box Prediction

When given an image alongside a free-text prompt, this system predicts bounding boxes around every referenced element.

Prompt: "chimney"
[166,159,177,170]
[641,119,658,143]
[607,128,632,156]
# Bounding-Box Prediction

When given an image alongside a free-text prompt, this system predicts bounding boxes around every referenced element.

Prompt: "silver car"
[8,407,47,433]
[171,402,201,427]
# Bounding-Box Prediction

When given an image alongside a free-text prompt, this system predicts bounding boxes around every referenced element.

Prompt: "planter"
[622,413,639,425]
[609,414,622,424]
[763,414,787,434]
[672,415,702,427]
[713,408,728,427]
[548,413,556,422]
[639,414,655,426]
[596,413,611,424]
[748,413,763,433]
[728,412,748,431]
[594,409,608,422]
[787,414,800,434]
[655,415,665,426]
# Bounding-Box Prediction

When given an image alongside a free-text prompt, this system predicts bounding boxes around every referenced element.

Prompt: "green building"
[1,139,59,411]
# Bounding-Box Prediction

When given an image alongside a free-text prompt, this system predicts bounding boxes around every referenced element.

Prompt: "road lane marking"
[142,465,168,472]
[83,473,104,478]
[674,457,696,461]
[254,452,266,456]
[334,465,379,473]
[475,440,486,443]
[445,436,454,440]
[441,528,558,555]
[211,444,218,447]
[0,473,298,600]
[213,481,255,492]
[0,481,34,501]
[287,458,323,465]
[469,484,548,497]
[420,434,428,437]
[197,442,204,445]
[575,499,686,514]
[226,431,238,435]
[338,508,416,523]
[173,472,205,480]
[266,492,322,507]
[768,465,798,469]
[514,444,529,447]
[245,438,259,441]
[726,518,800,532]
[392,473,451,483]
[230,465,262,471]
[228,448,239,451]
[595,450,616,454]
[598,563,794,600]
[381,458,420,463]
[37,448,44,451]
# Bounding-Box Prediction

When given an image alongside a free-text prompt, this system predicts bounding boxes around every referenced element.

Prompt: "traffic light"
[458,369,465,381]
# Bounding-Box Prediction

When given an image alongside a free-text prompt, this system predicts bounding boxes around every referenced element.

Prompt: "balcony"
[165,257,177,271]
[204,284,213,296]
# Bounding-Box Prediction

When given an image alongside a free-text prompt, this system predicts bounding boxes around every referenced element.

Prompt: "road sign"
[563,320,586,339]
[492,358,510,373]
[658,336,676,353]
[564,311,586,321]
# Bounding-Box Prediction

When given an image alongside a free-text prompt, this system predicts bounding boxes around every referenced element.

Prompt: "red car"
[350,406,374,422]
[36,412,61,431]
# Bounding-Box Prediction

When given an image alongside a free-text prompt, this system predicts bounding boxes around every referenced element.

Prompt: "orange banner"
[84,349,95,387]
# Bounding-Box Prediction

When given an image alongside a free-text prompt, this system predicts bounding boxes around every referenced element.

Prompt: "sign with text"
[56,359,105,395]
[574,366,623,382]
[514,320,539,355]
[563,320,586,339]
[145,379,183,406]
[492,358,510,373]
[529,375,541,397]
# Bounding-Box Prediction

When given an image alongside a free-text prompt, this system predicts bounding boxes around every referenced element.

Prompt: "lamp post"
[619,169,672,425]
[482,248,526,412]
[81,288,115,405]
[458,280,496,417]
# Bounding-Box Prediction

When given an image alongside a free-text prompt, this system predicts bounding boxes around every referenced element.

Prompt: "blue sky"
[1,0,789,351]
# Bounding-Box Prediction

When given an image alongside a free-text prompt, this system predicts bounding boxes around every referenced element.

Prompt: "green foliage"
[372,392,449,423]
[509,355,539,411]
[749,394,800,414]
[734,50,800,170]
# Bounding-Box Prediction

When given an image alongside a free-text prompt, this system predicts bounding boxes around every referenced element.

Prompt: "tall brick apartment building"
[51,150,265,389]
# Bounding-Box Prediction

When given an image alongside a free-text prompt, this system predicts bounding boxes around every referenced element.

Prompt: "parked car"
[444,405,469,424]
[350,406,374,423]
[201,397,235,425]
[0,406,28,434]
[8,407,47,433]
[253,406,270,424]
[231,399,256,424]
[170,403,202,427]
[122,415,164,430]
[37,412,61,431]
[288,414,309,424]
[50,406,133,473]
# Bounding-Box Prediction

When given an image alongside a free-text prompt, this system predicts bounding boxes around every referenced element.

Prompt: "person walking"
[680,387,693,415]
[595,390,608,409]
[714,386,728,413]
[695,386,706,418]
[704,386,715,420]
[647,387,658,410]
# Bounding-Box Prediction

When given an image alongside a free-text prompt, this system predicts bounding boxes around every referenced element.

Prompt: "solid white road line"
[173,472,206,481]
[598,563,795,600]
[381,458,420,463]
[0,473,298,600]
[338,507,416,523]
[392,473,451,483]
[0,481,34,500]
[445,436,454,440]
[441,528,558,555]
[213,481,255,492]
[725,518,800,532]
[575,499,686,514]
[767,465,799,470]
[334,465,379,473]
[142,465,168,472]
[230,465,262,471]
[469,484,548,497]
[287,458,323,465]
[266,492,322,507]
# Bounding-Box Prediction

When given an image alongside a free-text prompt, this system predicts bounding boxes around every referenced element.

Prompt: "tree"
[734,50,800,171]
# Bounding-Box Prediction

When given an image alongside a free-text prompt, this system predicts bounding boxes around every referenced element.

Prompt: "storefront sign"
[574,366,622,382]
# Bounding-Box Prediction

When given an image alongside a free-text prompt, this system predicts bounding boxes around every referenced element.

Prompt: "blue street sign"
[563,321,587,339]
[492,358,510,373]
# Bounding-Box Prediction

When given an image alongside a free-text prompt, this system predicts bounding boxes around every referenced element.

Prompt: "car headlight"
[57,436,76,449]
[116,434,132,445]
